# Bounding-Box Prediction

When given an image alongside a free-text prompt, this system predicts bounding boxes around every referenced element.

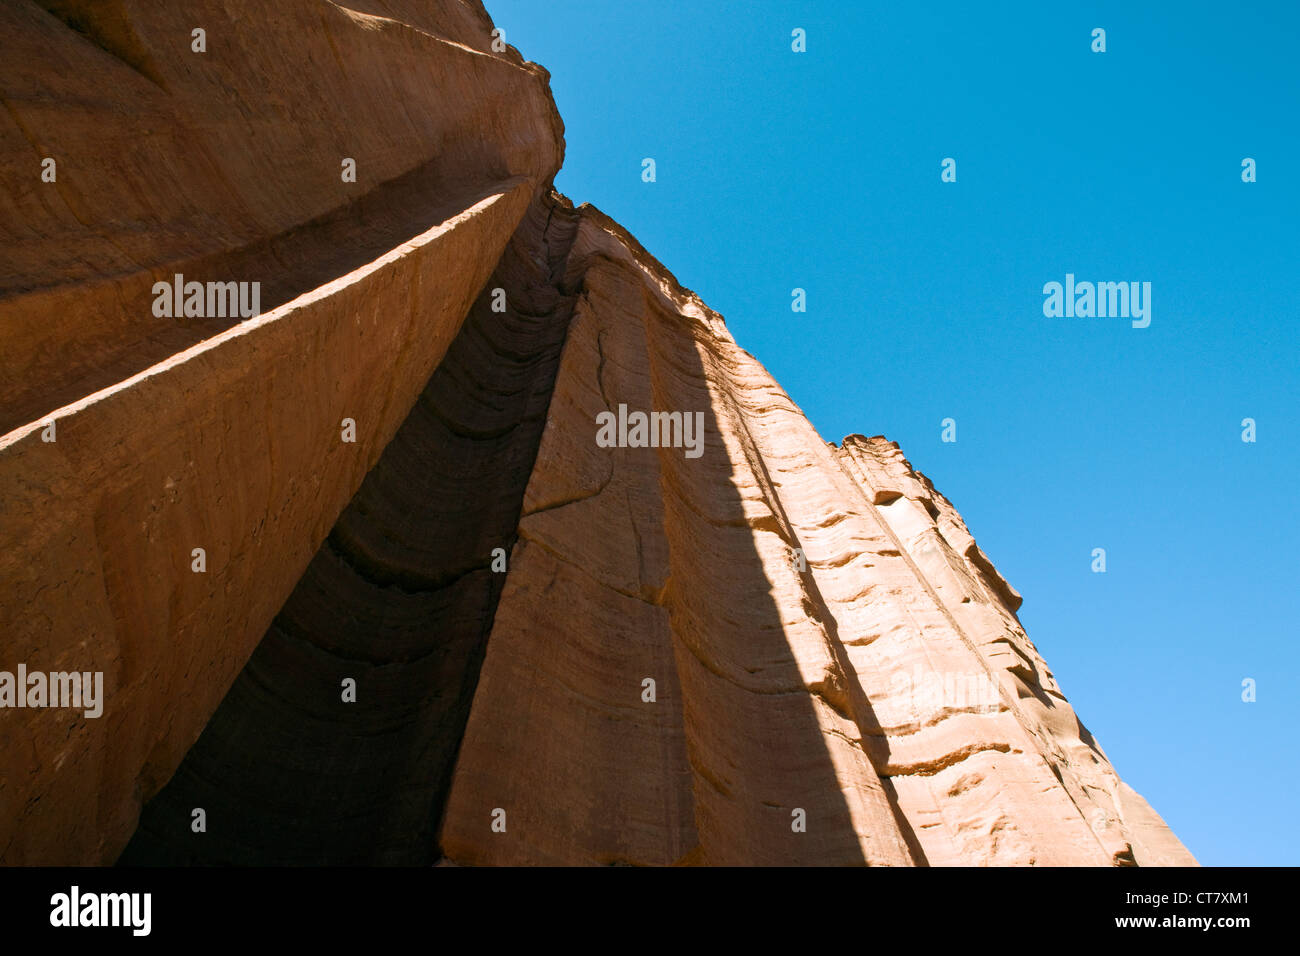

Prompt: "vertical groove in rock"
[434,207,1196,868]
[0,0,1197,868]
[118,195,582,865]
[1,0,567,865]
[438,211,918,866]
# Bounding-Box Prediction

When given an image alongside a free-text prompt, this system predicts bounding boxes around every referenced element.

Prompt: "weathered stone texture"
[0,1,1193,867]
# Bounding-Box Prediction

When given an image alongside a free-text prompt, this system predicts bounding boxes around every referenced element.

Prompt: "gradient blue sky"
[488,0,1299,866]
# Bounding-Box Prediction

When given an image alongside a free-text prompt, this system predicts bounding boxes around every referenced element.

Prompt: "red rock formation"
[0,1,1194,866]
[0,0,561,864]
[435,211,1195,867]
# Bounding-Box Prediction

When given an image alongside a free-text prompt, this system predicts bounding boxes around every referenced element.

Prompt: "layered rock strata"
[0,0,562,864]
[0,1,1195,866]
[120,196,582,865]
[434,211,1195,867]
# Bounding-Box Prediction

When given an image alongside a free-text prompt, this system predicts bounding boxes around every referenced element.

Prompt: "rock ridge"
[0,1,1195,867]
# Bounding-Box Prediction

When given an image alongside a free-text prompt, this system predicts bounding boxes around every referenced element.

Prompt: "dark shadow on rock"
[118,194,580,865]
[622,241,875,865]
[2,160,513,436]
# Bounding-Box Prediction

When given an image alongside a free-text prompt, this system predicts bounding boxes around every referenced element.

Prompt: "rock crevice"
[0,1,1194,867]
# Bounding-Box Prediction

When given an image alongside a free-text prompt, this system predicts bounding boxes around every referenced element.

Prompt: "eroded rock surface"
[0,1,1194,866]
[120,196,582,865]
[0,0,561,865]
[436,212,1196,867]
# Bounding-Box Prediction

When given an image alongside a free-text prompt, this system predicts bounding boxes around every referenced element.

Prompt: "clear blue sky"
[487,0,1299,866]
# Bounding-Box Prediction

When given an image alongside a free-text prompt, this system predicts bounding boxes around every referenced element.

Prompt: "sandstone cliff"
[0,1,1195,866]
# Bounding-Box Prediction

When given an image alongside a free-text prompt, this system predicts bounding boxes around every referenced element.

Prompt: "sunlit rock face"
[0,1,1193,867]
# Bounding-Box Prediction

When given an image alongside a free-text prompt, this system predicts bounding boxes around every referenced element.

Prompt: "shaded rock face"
[2,0,561,433]
[120,196,583,865]
[0,2,1195,866]
[0,0,559,865]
